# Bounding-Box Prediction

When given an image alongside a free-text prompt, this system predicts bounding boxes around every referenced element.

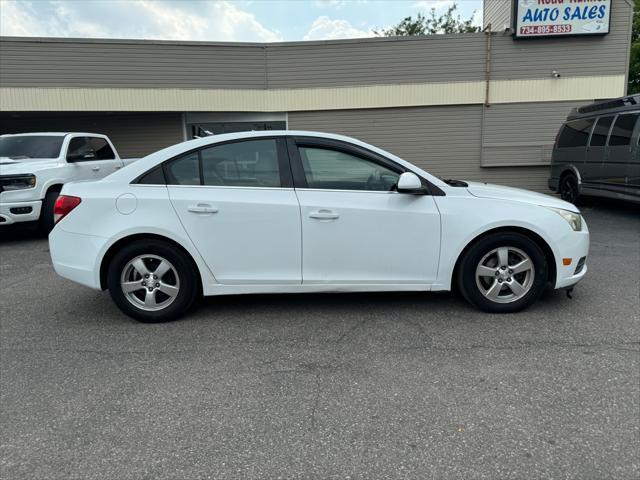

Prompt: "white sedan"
[49,131,589,322]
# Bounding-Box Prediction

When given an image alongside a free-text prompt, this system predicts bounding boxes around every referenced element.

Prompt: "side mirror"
[67,151,96,162]
[396,172,424,193]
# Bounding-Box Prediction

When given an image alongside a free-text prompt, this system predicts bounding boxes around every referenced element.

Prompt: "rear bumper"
[548,177,559,193]
[0,200,42,225]
[49,227,107,290]
[554,226,590,289]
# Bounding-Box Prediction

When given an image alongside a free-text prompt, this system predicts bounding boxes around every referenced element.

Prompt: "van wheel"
[107,239,199,322]
[38,189,60,235]
[457,233,548,313]
[559,174,580,205]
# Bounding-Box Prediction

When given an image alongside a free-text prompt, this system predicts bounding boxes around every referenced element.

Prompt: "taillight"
[53,195,81,224]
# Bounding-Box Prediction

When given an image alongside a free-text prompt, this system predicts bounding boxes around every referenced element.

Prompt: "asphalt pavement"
[1,200,638,479]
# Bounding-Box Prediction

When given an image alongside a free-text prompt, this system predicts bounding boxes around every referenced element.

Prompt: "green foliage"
[375,4,481,36]
[629,0,640,94]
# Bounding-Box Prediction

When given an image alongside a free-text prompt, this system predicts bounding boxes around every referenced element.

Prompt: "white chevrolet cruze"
[49,131,589,322]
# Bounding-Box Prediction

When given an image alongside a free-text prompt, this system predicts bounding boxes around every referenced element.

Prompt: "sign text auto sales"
[514,0,611,38]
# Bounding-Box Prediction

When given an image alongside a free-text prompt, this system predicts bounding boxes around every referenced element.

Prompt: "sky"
[0,0,483,43]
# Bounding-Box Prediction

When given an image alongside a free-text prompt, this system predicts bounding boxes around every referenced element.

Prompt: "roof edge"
[0,32,485,48]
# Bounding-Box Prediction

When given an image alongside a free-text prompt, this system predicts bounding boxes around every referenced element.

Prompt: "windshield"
[0,136,64,160]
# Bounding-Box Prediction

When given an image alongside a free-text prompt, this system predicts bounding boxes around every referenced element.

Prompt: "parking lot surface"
[1,202,638,480]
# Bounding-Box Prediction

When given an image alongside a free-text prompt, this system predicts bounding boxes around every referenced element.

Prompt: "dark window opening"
[557,119,594,148]
[609,114,639,146]
[137,166,166,185]
[589,116,614,147]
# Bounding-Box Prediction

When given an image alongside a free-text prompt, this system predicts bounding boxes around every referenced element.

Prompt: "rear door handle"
[92,166,100,172]
[188,203,218,214]
[309,209,339,220]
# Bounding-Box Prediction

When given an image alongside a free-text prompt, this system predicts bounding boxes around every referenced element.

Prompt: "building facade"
[0,0,633,191]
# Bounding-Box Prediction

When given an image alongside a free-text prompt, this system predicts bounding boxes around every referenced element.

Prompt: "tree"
[629,0,640,94]
[375,4,481,37]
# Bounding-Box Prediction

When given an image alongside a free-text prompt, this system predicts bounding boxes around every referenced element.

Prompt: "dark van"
[549,95,640,204]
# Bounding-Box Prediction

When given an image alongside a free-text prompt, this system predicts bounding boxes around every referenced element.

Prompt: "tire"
[106,239,199,322]
[457,233,548,313]
[559,173,580,205]
[38,189,60,235]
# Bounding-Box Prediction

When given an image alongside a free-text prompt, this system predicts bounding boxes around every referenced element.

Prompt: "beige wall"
[289,101,585,192]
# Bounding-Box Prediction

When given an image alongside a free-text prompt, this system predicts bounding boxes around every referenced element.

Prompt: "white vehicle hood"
[465,181,579,213]
[0,157,60,175]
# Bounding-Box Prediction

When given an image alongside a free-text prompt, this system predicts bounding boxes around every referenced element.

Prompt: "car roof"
[107,129,448,189]
[0,132,107,137]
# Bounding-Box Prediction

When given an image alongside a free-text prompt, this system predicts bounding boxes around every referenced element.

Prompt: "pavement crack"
[333,318,367,345]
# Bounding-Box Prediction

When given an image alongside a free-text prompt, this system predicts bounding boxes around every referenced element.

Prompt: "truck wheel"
[38,189,60,235]
[107,239,199,322]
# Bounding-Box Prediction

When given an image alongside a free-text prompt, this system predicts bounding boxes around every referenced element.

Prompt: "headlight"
[546,207,582,231]
[0,174,36,192]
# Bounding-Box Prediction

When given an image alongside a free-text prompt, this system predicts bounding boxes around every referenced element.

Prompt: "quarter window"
[557,119,594,148]
[609,114,639,146]
[589,116,614,147]
[299,147,400,191]
[137,166,166,185]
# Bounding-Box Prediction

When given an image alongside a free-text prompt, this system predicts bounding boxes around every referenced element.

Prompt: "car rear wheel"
[559,174,580,205]
[457,233,548,313]
[107,239,199,322]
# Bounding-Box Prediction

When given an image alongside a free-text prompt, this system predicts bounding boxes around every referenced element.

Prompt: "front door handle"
[92,166,100,172]
[188,203,218,214]
[309,209,339,220]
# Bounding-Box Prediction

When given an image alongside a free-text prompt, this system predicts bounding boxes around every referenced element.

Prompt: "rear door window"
[163,139,284,187]
[89,137,115,159]
[201,139,280,187]
[589,116,614,147]
[66,137,95,161]
[557,119,594,148]
[609,114,639,146]
[166,152,200,185]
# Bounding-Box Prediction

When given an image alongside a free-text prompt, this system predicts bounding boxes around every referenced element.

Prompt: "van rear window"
[557,119,594,148]
[609,113,639,146]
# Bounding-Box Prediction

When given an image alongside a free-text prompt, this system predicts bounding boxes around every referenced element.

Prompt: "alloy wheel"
[475,246,535,304]
[120,254,180,311]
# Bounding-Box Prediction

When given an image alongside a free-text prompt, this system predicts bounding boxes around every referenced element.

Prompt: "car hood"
[465,181,579,213]
[0,157,60,174]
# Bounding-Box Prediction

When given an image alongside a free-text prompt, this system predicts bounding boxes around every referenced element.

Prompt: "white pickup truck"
[0,132,137,233]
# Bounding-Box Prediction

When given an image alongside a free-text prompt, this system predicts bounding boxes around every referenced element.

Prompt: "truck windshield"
[0,136,64,160]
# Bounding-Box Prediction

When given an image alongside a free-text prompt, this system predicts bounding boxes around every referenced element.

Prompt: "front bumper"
[548,177,559,193]
[553,225,590,289]
[0,199,42,225]
[49,227,107,290]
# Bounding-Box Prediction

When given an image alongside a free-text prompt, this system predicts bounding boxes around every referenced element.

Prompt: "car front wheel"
[107,239,199,322]
[458,233,548,313]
